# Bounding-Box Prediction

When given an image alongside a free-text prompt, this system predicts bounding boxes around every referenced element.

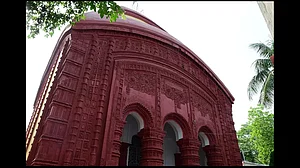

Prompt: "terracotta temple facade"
[26,7,242,166]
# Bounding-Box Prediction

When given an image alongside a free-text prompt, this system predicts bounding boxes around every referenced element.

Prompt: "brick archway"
[198,126,223,166]
[198,125,216,146]
[122,103,154,128]
[162,113,192,138]
[119,114,142,166]
[162,113,199,166]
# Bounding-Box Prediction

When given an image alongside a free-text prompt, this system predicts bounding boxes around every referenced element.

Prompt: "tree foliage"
[237,123,258,163]
[26,1,125,38]
[248,40,274,108]
[237,105,274,165]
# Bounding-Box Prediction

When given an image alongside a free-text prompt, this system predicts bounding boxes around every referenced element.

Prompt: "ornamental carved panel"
[143,40,158,56]
[49,104,71,121]
[53,88,75,105]
[58,74,78,91]
[44,120,68,139]
[161,78,188,109]
[110,34,217,97]
[124,70,156,96]
[191,91,214,120]
[36,139,62,163]
[62,61,82,77]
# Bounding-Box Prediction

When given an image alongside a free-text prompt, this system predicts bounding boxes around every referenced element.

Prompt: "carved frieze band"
[61,35,110,166]
[191,91,214,120]
[110,33,218,99]
[120,62,215,105]
[124,70,156,96]
[120,62,215,117]
[155,74,162,127]
[161,78,188,109]
[89,38,111,165]
[216,88,240,165]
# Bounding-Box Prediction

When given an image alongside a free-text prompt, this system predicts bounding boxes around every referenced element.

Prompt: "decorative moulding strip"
[72,22,234,102]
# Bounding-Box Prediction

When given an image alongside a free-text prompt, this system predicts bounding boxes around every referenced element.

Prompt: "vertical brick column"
[109,120,126,166]
[177,138,200,166]
[138,127,165,166]
[203,145,224,166]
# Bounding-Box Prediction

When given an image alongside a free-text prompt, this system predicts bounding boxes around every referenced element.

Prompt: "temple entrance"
[198,132,209,166]
[128,135,141,166]
[163,121,182,166]
[119,112,144,166]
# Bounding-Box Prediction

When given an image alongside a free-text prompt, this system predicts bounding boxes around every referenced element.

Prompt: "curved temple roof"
[35,7,234,107]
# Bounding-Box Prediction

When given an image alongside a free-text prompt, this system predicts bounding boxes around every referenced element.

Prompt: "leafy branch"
[26,1,125,38]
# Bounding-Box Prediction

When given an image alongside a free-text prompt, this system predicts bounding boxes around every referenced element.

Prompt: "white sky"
[26,1,271,131]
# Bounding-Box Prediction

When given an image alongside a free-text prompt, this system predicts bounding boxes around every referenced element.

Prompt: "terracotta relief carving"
[180,55,190,71]
[129,38,142,52]
[27,18,241,165]
[161,78,188,109]
[188,88,198,137]
[143,41,157,56]
[89,39,113,165]
[155,74,162,127]
[124,70,156,96]
[114,38,127,51]
[191,91,214,120]
[157,44,168,59]
[49,104,71,121]
[53,89,75,105]
[67,50,85,64]
[168,49,180,66]
[58,74,78,91]
[63,61,82,77]
[115,35,220,96]
[36,139,62,162]
[44,120,68,139]
[115,66,125,118]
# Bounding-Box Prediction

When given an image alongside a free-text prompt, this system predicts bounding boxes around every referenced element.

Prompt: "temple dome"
[81,7,185,46]
[70,7,234,102]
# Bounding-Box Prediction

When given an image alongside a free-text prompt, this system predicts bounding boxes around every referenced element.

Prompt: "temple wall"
[26,17,241,166]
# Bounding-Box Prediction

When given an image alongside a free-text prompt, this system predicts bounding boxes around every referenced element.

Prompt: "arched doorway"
[163,121,183,166]
[198,132,209,166]
[119,112,144,166]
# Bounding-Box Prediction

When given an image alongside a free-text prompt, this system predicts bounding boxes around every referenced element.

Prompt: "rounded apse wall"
[26,7,242,166]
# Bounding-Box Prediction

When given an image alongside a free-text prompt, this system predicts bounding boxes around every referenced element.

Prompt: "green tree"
[237,123,258,163]
[237,105,274,165]
[247,40,274,108]
[248,105,274,165]
[26,1,125,38]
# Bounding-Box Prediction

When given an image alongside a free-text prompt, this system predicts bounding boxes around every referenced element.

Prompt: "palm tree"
[248,40,274,108]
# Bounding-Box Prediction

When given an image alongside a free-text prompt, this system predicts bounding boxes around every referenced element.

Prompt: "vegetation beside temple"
[247,40,274,109]
[26,1,125,38]
[237,105,274,165]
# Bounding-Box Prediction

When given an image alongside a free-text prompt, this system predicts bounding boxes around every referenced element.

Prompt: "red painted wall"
[26,9,241,166]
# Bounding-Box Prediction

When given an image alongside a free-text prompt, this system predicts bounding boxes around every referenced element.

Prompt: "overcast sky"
[26,1,271,131]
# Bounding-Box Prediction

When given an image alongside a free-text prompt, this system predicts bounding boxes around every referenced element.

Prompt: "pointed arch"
[163,113,192,139]
[123,103,154,128]
[198,125,216,146]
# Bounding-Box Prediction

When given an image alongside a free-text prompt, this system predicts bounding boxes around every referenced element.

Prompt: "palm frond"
[248,39,274,107]
[249,42,274,59]
[268,40,274,52]
[258,71,274,108]
[251,58,273,73]
[247,69,270,100]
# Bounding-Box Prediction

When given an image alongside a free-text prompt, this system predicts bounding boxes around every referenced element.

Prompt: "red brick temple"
[26,7,242,166]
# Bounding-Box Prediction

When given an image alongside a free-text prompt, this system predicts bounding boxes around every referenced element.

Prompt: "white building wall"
[257,1,274,39]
